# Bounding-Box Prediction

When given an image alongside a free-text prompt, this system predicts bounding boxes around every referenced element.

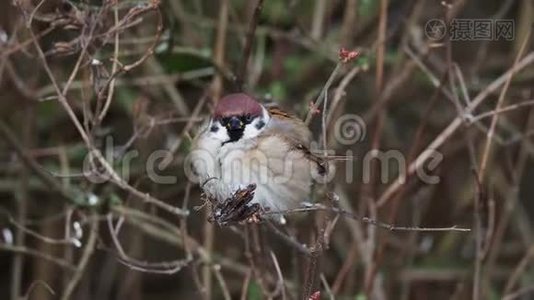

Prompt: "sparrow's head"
[210,93,270,144]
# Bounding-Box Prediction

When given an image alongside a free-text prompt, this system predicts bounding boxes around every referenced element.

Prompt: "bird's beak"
[226,116,244,131]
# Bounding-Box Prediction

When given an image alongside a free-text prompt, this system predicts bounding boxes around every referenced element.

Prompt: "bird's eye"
[243,114,253,123]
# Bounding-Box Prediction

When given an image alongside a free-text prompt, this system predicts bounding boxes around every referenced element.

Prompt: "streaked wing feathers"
[263,106,326,177]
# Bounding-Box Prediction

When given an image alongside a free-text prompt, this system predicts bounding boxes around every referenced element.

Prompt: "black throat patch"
[223,128,244,145]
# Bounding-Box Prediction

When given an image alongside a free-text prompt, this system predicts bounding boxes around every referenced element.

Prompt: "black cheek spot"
[255,120,265,130]
[210,125,219,132]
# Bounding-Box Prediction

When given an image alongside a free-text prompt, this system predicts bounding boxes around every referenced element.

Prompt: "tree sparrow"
[190,93,325,223]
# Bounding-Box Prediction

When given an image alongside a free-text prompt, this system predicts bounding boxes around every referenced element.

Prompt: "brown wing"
[267,106,294,120]
[293,143,327,176]
[263,105,326,176]
[265,105,312,145]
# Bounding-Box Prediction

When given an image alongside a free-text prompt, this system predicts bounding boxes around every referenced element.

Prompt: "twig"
[212,264,232,300]
[473,33,530,300]
[61,214,98,300]
[203,1,229,296]
[263,205,471,232]
[484,108,534,285]
[97,1,120,122]
[107,214,191,274]
[311,0,327,40]
[326,65,365,128]
[504,244,534,295]
[472,171,487,300]
[27,6,188,216]
[239,269,252,300]
[115,256,190,275]
[453,63,471,106]
[470,0,516,74]
[170,93,209,154]
[340,0,358,45]
[270,251,287,300]
[0,244,76,271]
[235,0,264,91]
[0,119,74,201]
[403,45,455,105]
[320,273,335,300]
[11,104,33,300]
[38,69,214,97]
[365,1,388,294]
[503,285,534,300]
[180,183,206,297]
[445,9,465,119]
[113,206,251,276]
[478,31,531,182]
[305,63,342,124]
[26,0,47,27]
[0,26,54,59]
[469,99,534,123]
[375,0,388,93]
[95,2,164,111]
[264,220,310,254]
[6,215,79,246]
[60,10,101,98]
[23,280,56,300]
[209,0,229,101]
[331,238,359,294]
[376,51,534,207]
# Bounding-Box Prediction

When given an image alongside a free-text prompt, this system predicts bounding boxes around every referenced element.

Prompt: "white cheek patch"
[242,122,262,139]
[242,108,271,140]
[208,120,229,142]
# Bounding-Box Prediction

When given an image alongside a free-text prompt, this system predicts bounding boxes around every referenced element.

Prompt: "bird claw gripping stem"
[209,184,261,226]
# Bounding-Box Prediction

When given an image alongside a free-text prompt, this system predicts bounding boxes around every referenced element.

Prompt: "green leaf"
[36,100,62,131]
[263,0,292,25]
[355,293,367,300]
[267,81,287,100]
[109,193,123,206]
[157,52,212,73]
[359,0,378,17]
[356,54,371,68]
[247,281,262,300]
[115,87,139,115]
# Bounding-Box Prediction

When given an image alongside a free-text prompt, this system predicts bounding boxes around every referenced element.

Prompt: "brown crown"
[213,93,263,119]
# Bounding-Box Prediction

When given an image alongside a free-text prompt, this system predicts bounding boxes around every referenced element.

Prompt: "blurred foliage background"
[0,0,534,299]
